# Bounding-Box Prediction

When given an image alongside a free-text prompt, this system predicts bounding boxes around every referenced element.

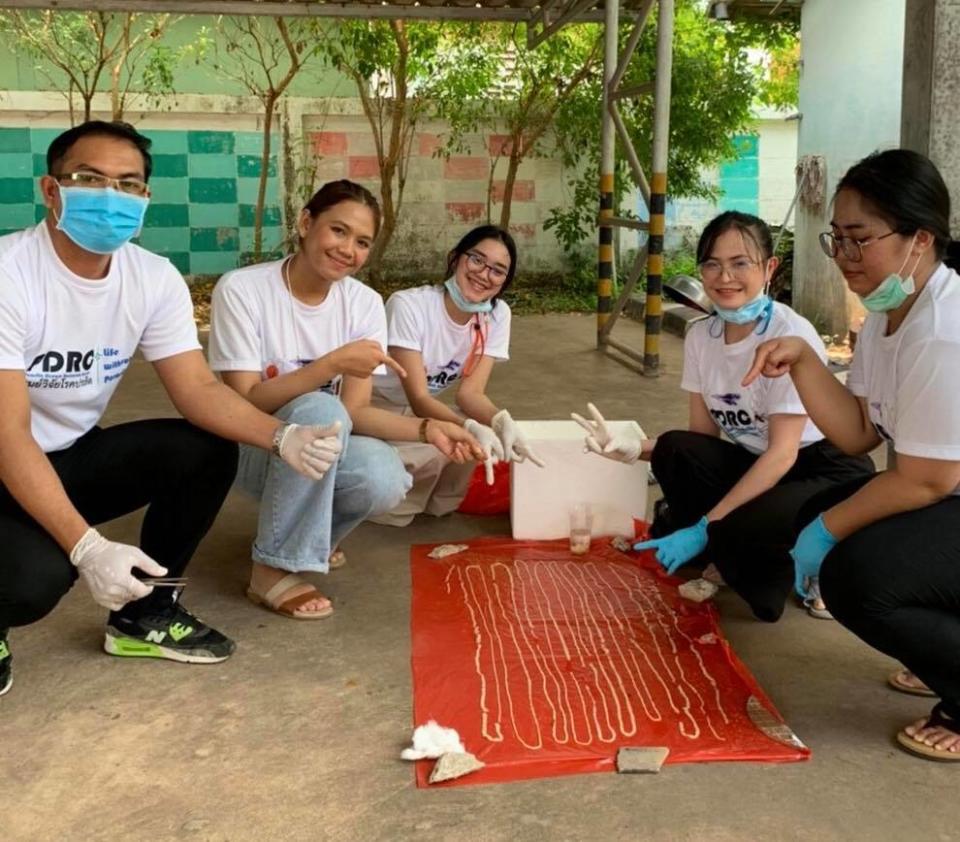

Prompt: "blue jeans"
[236,393,411,573]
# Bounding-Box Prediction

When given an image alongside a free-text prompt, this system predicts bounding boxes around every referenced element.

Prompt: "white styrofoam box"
[510,420,648,540]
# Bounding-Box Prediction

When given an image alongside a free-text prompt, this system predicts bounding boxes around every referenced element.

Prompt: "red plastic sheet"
[456,461,510,516]
[410,538,809,787]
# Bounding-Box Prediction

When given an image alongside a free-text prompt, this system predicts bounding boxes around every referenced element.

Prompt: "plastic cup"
[569,503,592,555]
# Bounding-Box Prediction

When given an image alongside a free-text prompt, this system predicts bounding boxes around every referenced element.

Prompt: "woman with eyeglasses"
[208,181,483,619]
[745,149,960,761]
[576,211,873,621]
[370,224,544,526]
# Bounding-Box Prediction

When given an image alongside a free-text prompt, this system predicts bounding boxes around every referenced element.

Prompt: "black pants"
[798,477,960,720]
[651,430,875,622]
[0,420,238,630]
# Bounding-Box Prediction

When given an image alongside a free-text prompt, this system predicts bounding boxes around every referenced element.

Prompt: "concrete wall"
[793,0,906,335]
[902,0,960,236]
[0,91,570,279]
[662,115,799,247]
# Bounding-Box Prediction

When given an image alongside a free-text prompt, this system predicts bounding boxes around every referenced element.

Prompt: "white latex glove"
[464,418,504,485]
[571,402,643,464]
[278,422,343,480]
[491,409,545,468]
[69,527,167,611]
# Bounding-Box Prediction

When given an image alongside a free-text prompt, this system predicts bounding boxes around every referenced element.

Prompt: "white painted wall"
[793,0,906,334]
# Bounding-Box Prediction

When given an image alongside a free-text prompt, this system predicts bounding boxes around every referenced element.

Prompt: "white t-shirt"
[373,284,511,407]
[847,263,960,463]
[0,223,200,453]
[208,259,388,392]
[681,301,826,455]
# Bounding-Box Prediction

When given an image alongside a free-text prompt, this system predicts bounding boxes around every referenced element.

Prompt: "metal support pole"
[643,0,674,377]
[597,0,619,347]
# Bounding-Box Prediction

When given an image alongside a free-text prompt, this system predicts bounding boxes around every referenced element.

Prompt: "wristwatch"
[418,418,430,443]
[272,423,290,457]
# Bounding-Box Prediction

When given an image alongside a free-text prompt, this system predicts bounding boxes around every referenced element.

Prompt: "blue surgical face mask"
[713,291,772,325]
[444,276,493,314]
[859,235,921,313]
[55,185,149,254]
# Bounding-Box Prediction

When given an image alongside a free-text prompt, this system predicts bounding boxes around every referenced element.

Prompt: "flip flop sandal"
[896,703,960,762]
[803,579,834,620]
[888,668,937,698]
[246,573,333,620]
[329,549,347,570]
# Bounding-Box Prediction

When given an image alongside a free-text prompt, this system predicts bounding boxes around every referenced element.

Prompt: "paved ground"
[1,314,955,842]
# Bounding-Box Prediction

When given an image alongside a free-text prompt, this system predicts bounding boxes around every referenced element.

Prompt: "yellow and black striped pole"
[598,172,615,339]
[643,171,666,373]
[644,0,674,377]
[597,0,618,345]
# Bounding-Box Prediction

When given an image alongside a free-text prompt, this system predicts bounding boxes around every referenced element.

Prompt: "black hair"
[446,224,518,305]
[303,179,381,237]
[835,149,951,259]
[47,120,153,182]
[696,211,774,265]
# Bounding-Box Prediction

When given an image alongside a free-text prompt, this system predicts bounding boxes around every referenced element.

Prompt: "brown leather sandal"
[246,573,333,620]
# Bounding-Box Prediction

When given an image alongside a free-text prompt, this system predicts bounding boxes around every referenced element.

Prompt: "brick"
[189,250,238,276]
[349,156,380,179]
[148,177,189,204]
[239,204,283,227]
[188,154,236,178]
[237,154,277,178]
[345,133,376,156]
[189,203,238,227]
[187,131,235,155]
[0,202,33,228]
[144,204,189,228]
[444,157,488,180]
[0,154,32,178]
[33,153,47,177]
[312,158,347,182]
[509,223,537,240]
[487,134,514,157]
[34,204,48,223]
[190,226,240,252]
[0,178,35,204]
[492,180,535,203]
[311,131,348,157]
[151,154,188,178]
[148,130,189,155]
[237,176,278,205]
[445,202,484,223]
[167,252,190,275]
[418,133,441,157]
[189,178,237,204]
[0,128,31,153]
[138,226,190,253]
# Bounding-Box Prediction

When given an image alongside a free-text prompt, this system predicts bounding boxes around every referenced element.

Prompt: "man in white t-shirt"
[0,121,339,698]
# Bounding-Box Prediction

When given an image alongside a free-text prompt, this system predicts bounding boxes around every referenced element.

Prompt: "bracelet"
[271,423,290,458]
[418,418,430,443]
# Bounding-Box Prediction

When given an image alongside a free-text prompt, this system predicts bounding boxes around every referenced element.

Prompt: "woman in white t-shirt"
[746,150,960,761]
[209,181,482,619]
[575,212,873,621]
[370,225,544,526]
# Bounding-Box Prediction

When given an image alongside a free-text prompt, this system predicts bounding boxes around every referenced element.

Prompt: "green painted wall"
[0,126,285,276]
[718,133,760,216]
[0,15,349,98]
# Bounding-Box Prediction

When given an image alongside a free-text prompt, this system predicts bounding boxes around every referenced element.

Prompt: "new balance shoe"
[104,605,235,664]
[0,631,12,697]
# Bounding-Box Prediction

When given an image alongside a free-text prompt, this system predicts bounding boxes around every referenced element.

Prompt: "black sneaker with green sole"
[104,605,235,664]
[0,632,12,696]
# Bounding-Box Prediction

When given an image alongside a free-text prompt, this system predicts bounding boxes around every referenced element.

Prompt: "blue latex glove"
[790,514,838,598]
[633,516,709,574]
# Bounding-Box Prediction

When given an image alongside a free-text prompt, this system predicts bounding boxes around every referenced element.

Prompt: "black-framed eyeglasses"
[54,171,150,198]
[819,230,897,262]
[465,251,508,284]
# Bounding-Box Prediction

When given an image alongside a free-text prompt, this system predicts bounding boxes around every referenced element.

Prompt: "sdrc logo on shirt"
[27,349,96,373]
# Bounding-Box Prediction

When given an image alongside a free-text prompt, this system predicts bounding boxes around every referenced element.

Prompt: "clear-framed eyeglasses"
[698,257,760,282]
[819,230,897,262]
[55,171,150,198]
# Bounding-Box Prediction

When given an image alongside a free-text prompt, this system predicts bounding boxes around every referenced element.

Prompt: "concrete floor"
[1,314,956,842]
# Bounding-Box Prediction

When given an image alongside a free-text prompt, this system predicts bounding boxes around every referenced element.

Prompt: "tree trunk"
[498,144,522,231]
[111,60,123,120]
[83,91,94,123]
[368,157,397,288]
[254,96,277,262]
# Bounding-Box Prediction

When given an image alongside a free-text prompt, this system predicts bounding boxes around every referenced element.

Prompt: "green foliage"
[0,11,182,122]
[545,1,799,256]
